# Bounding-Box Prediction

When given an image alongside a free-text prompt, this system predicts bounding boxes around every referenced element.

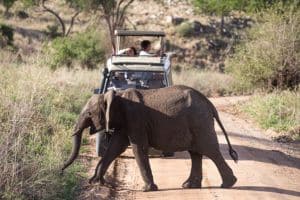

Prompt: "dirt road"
[79,96,300,200]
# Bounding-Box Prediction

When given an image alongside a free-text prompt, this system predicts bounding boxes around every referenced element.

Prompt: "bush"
[0,62,99,199]
[176,22,194,37]
[240,90,300,140]
[46,23,61,38]
[0,23,14,47]
[226,5,300,91]
[46,29,106,70]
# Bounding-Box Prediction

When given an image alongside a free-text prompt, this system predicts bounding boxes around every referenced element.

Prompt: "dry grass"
[173,69,235,97]
[0,59,99,199]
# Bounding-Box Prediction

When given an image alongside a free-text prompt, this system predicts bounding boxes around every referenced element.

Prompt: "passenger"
[117,46,137,56]
[139,40,155,56]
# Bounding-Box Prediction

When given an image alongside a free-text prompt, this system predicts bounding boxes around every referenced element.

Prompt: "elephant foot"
[221,175,237,188]
[182,177,202,189]
[143,183,158,192]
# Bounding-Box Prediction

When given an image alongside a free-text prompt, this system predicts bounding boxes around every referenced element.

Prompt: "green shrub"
[226,5,300,92]
[46,29,106,70]
[240,90,300,140]
[176,22,194,37]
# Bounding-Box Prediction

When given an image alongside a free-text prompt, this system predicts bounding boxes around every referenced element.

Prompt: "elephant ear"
[104,90,115,132]
[85,96,102,133]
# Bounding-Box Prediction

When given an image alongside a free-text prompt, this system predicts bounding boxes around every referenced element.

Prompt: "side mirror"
[94,88,101,94]
[102,68,108,76]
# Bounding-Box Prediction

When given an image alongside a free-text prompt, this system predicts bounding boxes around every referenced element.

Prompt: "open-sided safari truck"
[95,30,173,157]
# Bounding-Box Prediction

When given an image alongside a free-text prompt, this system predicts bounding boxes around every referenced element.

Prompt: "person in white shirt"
[139,40,154,56]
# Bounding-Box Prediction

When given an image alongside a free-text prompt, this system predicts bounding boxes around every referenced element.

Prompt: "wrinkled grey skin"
[62,85,238,192]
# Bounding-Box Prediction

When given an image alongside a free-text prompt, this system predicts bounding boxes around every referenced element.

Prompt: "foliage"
[0,23,14,47]
[175,22,194,37]
[0,0,17,15]
[21,0,84,36]
[193,0,242,16]
[0,61,98,199]
[226,5,300,91]
[87,0,135,52]
[46,23,60,38]
[45,29,106,69]
[240,90,300,139]
[193,0,299,15]
[192,0,299,33]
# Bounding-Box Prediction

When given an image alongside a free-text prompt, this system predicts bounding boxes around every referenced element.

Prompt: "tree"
[89,0,135,53]
[193,0,297,34]
[41,0,82,37]
[193,0,249,34]
[0,0,17,17]
[23,0,85,37]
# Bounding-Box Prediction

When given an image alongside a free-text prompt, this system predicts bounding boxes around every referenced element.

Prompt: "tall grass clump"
[241,91,300,140]
[226,5,300,92]
[0,61,99,199]
[45,29,106,70]
[173,69,235,96]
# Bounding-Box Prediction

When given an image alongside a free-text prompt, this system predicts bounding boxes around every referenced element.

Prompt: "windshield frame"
[103,70,169,92]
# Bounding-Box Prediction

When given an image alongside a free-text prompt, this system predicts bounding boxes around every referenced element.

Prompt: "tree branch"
[65,11,80,36]
[116,0,125,25]
[118,0,134,27]
[42,0,66,36]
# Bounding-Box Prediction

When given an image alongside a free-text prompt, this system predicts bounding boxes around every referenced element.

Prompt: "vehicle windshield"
[107,71,166,90]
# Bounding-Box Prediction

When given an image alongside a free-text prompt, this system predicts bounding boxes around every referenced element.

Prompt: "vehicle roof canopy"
[115,30,165,37]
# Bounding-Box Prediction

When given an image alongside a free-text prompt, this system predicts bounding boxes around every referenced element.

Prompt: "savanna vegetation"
[0,61,98,199]
[0,0,299,199]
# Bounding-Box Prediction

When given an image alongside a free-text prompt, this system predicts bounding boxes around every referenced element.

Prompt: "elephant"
[61,85,238,192]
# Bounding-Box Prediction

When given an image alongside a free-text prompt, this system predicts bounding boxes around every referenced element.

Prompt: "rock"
[133,20,145,25]
[16,10,29,19]
[165,16,173,24]
[194,59,206,69]
[185,8,193,15]
[192,21,202,35]
[150,14,157,19]
[192,42,201,51]
[207,39,227,50]
[172,17,185,25]
[192,20,216,35]
[218,63,225,72]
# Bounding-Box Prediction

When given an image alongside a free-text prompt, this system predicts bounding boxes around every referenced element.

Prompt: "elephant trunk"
[61,130,83,171]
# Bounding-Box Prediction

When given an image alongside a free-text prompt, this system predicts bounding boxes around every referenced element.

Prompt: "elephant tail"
[211,103,238,163]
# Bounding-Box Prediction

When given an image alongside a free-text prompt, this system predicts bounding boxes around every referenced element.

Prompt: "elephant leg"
[131,143,158,192]
[89,132,128,184]
[182,151,202,188]
[205,148,237,188]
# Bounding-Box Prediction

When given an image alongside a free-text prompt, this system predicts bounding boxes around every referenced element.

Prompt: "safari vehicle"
[95,30,173,157]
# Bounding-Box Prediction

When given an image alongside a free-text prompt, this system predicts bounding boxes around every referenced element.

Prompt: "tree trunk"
[220,13,224,35]
[4,6,10,19]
